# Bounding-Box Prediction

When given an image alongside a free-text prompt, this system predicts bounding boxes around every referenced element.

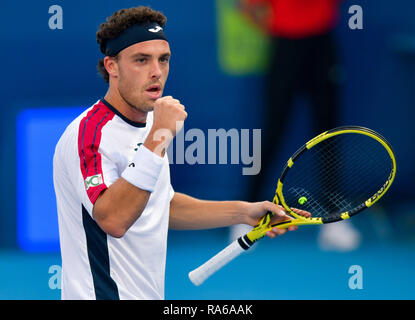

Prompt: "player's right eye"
[136,58,147,64]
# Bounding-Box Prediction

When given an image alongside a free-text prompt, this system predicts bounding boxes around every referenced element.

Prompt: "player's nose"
[150,61,162,79]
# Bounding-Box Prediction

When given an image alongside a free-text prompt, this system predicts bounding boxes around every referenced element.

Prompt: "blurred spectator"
[230,0,361,251]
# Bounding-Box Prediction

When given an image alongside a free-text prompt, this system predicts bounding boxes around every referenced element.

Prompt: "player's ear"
[104,55,119,79]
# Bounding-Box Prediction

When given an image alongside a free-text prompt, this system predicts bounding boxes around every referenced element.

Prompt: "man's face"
[114,40,171,112]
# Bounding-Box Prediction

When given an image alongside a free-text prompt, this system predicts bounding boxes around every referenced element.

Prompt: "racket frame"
[248,126,396,244]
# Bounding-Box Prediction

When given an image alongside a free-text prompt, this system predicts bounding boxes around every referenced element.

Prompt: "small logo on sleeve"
[85,174,103,190]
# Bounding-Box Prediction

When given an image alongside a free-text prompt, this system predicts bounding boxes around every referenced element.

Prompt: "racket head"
[273,126,396,227]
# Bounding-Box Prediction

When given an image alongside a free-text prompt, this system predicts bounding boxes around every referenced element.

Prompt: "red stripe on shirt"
[78,101,115,204]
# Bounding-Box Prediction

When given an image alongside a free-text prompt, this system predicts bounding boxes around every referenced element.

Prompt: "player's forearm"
[93,178,151,238]
[169,192,250,230]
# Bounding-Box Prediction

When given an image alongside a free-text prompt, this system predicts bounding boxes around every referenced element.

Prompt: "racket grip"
[188,238,249,286]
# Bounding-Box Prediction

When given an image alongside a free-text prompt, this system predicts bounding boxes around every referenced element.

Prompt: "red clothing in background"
[247,0,340,38]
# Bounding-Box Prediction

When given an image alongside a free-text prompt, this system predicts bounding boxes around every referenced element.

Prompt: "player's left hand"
[244,201,311,239]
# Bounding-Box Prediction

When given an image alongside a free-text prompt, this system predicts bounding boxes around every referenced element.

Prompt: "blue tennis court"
[1,206,414,300]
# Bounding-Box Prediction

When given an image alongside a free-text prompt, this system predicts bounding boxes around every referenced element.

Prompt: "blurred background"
[0,0,414,299]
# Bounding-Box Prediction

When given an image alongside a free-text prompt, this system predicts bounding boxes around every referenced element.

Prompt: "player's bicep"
[77,140,119,216]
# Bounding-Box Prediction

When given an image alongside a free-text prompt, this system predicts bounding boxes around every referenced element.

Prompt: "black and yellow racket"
[189,126,396,285]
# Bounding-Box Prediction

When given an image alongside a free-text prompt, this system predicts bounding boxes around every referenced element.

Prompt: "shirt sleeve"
[77,106,116,209]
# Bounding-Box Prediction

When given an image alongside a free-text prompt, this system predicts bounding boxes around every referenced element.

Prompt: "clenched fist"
[144,96,188,157]
[153,96,187,135]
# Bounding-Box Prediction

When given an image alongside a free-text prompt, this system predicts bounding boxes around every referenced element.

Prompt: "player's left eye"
[160,56,170,63]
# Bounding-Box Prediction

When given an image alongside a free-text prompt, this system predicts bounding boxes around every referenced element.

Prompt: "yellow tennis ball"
[298,196,307,205]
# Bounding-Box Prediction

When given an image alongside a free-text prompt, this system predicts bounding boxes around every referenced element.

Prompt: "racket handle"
[188,236,251,286]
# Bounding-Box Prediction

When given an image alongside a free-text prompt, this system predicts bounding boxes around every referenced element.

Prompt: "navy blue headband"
[104,22,168,56]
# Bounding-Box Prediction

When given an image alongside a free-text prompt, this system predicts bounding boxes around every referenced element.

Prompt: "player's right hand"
[144,96,187,157]
[152,96,187,137]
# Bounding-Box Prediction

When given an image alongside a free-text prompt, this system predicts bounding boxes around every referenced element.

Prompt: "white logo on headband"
[148,25,163,33]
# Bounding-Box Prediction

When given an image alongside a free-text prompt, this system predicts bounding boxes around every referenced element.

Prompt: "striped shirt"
[53,99,174,300]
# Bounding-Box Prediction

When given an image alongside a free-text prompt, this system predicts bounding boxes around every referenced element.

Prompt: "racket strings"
[313,135,389,196]
[282,133,392,220]
[288,187,332,217]
[323,138,388,212]
[316,136,386,197]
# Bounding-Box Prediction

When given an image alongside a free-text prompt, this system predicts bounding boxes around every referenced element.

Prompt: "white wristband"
[121,145,164,192]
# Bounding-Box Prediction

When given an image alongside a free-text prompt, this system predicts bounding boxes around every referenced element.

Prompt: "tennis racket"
[189,126,396,286]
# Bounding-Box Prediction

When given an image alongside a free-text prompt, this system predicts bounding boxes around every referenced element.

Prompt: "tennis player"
[53,6,307,300]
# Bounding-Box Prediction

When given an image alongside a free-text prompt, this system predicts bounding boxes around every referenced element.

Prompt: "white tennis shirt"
[53,99,174,300]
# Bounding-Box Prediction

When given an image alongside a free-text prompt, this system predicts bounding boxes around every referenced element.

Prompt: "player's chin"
[144,95,161,110]
[144,104,155,111]
[138,99,155,112]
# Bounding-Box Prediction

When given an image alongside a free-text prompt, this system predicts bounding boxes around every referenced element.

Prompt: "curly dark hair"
[96,6,167,82]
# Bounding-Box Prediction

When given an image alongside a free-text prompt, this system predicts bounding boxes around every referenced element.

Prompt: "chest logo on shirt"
[84,174,103,190]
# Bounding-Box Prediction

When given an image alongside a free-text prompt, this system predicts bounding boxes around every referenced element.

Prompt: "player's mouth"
[145,84,162,100]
